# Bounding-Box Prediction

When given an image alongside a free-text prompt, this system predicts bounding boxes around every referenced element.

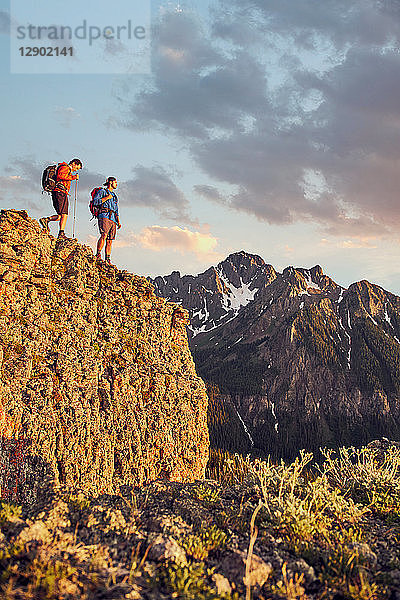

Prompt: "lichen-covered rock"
[219,549,272,589]
[286,558,316,585]
[0,210,209,503]
[148,533,187,565]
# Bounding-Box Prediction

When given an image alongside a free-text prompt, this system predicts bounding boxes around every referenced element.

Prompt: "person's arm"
[94,189,112,204]
[115,197,121,228]
[100,189,113,203]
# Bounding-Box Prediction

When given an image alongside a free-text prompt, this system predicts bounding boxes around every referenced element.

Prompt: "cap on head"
[103,176,116,186]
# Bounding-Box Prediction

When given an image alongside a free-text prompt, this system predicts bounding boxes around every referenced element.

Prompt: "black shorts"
[51,190,68,215]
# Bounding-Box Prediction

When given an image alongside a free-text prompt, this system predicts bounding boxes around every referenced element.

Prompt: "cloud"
[0,174,31,194]
[340,239,378,249]
[0,173,42,212]
[114,2,400,240]
[0,161,43,211]
[54,106,81,128]
[194,184,227,205]
[103,38,128,57]
[123,10,268,140]
[119,165,196,224]
[134,225,220,259]
[225,0,400,49]
[318,236,379,249]
[88,225,219,259]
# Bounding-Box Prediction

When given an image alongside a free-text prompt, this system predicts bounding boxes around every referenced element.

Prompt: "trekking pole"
[73,179,78,238]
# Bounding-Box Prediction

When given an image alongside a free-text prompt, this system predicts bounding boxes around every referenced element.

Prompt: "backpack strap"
[97,190,117,219]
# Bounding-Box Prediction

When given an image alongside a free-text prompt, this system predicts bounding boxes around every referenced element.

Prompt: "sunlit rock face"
[0,210,209,504]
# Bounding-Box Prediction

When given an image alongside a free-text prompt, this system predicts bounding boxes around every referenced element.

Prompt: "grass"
[208,444,396,599]
[270,563,307,599]
[0,444,399,599]
[152,561,239,600]
[318,445,400,520]
[206,448,255,486]
[178,525,227,560]
[190,482,221,503]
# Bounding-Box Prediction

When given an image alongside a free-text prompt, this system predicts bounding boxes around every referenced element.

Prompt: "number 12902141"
[19,46,73,56]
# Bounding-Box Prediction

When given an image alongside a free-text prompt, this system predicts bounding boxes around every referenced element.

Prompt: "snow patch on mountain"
[337,314,352,369]
[217,268,259,311]
[234,406,254,446]
[303,271,321,291]
[384,304,400,344]
[337,288,345,303]
[192,297,209,322]
[271,402,279,433]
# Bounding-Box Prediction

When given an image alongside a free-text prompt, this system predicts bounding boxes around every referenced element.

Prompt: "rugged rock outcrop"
[0,210,209,504]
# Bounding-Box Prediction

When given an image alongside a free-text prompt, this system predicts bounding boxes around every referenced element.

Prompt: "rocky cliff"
[0,210,209,504]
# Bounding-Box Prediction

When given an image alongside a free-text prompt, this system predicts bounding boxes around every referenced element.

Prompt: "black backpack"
[41,164,57,194]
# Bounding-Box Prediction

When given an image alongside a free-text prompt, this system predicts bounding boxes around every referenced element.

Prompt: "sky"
[1,0,400,294]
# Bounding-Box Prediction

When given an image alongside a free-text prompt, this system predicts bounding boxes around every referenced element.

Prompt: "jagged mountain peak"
[344,279,400,321]
[150,253,348,339]
[188,259,400,462]
[219,250,267,268]
[150,248,400,463]
[216,252,276,291]
[283,264,324,281]
[150,251,277,338]
[280,264,340,298]
[348,279,382,294]
[150,252,400,347]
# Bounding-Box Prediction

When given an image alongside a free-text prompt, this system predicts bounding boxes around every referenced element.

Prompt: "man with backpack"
[92,177,121,264]
[40,158,82,239]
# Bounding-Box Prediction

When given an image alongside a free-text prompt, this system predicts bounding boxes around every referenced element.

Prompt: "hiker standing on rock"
[40,158,82,239]
[93,177,121,264]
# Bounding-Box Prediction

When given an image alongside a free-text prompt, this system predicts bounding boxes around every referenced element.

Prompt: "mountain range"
[150,251,400,459]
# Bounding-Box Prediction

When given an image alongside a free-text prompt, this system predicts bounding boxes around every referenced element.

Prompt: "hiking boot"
[105,255,111,264]
[39,217,50,232]
[57,231,67,240]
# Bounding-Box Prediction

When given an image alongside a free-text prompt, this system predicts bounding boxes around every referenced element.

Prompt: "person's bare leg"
[105,239,113,261]
[96,233,107,257]
[40,214,60,232]
[59,214,67,231]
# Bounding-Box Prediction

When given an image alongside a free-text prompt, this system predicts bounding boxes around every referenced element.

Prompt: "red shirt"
[55,162,78,194]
